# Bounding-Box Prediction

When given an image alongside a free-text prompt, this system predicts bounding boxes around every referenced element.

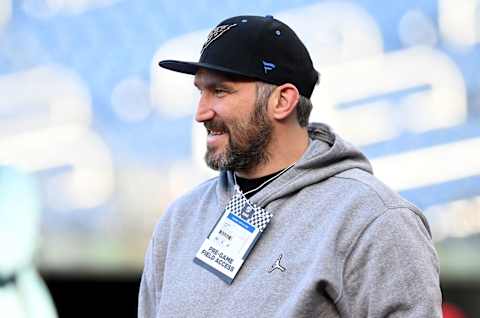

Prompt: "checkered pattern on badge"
[248,206,272,232]
[225,190,247,216]
[225,186,272,232]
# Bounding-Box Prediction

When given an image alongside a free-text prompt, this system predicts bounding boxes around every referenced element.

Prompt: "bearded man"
[138,15,442,318]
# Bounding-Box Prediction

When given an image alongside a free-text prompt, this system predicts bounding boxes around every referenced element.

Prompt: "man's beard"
[204,99,273,172]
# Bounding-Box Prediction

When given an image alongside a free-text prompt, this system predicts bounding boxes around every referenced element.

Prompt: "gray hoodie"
[138,123,442,318]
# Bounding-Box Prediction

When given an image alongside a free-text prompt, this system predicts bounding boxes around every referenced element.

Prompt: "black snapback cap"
[159,15,319,98]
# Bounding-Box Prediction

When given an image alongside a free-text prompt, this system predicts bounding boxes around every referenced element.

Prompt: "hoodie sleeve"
[138,215,171,318]
[138,236,159,318]
[337,208,442,317]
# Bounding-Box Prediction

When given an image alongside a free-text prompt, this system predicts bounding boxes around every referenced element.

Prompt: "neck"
[235,125,309,179]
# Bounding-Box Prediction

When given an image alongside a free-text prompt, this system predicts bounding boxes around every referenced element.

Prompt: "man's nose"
[195,93,215,123]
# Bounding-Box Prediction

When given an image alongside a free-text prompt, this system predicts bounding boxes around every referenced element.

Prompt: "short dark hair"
[255,81,315,127]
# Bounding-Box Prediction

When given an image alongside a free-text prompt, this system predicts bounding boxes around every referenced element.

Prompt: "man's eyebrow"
[194,77,232,89]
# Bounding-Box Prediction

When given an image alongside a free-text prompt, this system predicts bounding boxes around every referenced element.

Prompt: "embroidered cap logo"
[262,60,276,74]
[201,23,238,55]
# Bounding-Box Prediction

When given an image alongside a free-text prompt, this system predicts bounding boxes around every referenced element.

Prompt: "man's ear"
[269,83,300,121]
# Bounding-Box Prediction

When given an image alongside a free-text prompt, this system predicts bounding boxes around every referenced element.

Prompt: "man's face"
[194,69,273,172]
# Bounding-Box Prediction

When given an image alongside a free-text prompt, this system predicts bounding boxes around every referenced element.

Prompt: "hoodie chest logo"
[268,254,287,273]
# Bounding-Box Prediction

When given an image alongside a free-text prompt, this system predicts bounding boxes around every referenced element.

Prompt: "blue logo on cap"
[262,61,276,74]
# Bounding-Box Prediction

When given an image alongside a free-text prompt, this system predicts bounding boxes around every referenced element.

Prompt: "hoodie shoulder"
[330,167,432,235]
[333,168,419,212]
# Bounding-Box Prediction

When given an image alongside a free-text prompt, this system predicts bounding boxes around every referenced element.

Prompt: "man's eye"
[214,88,228,96]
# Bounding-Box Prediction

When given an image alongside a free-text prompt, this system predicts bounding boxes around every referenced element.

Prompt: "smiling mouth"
[207,129,226,136]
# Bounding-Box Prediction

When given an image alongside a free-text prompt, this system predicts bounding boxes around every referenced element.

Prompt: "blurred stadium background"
[0,0,479,317]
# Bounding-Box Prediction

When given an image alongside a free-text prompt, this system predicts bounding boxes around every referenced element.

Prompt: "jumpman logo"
[267,254,286,273]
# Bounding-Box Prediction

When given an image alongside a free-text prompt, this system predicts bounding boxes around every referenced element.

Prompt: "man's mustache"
[204,120,229,133]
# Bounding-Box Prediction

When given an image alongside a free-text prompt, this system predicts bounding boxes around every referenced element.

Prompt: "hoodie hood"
[217,122,373,208]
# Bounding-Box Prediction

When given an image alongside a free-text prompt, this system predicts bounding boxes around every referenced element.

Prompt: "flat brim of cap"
[159,60,258,80]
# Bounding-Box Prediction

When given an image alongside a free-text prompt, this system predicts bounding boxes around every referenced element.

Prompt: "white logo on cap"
[201,23,238,55]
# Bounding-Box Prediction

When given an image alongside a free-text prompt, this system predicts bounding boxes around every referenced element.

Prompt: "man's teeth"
[209,130,224,136]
